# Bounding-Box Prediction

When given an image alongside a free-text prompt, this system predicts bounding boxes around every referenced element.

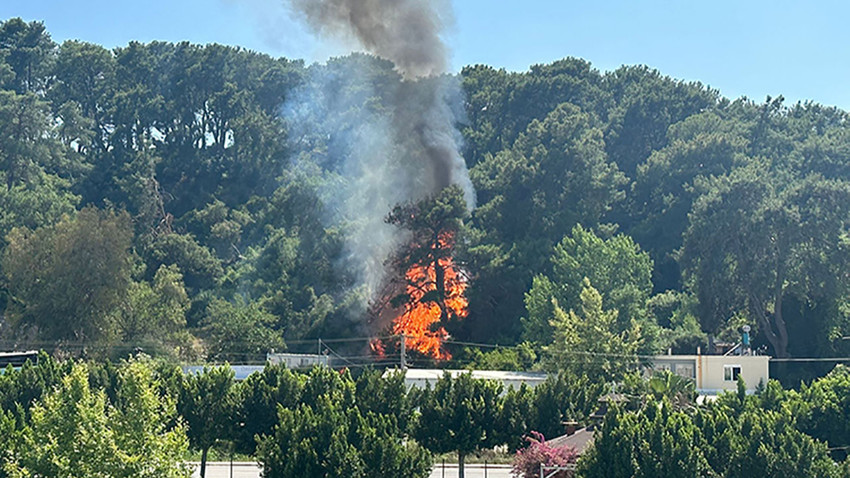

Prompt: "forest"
[1,17,850,381]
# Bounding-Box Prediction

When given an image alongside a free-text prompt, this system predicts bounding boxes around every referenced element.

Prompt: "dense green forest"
[1,17,850,374]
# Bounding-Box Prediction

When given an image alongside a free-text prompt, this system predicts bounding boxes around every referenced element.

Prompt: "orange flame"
[369,338,386,359]
[391,232,467,360]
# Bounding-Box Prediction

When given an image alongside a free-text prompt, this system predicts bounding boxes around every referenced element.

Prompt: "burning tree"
[382,185,469,360]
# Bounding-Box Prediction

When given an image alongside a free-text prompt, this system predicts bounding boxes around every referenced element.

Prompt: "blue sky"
[1,0,847,109]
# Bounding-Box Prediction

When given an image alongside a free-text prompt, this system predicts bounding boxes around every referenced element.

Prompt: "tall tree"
[466,102,626,343]
[523,225,653,346]
[0,18,55,94]
[116,264,191,355]
[2,207,133,348]
[415,373,503,478]
[602,65,718,178]
[231,363,305,455]
[580,402,711,478]
[49,40,116,153]
[628,113,748,290]
[0,90,64,189]
[384,185,469,352]
[544,279,642,379]
[7,362,191,478]
[681,163,850,357]
[177,366,236,478]
[200,296,285,363]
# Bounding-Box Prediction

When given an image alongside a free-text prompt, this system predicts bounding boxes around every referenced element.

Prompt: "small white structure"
[181,365,264,381]
[650,353,770,394]
[266,352,329,369]
[389,368,548,391]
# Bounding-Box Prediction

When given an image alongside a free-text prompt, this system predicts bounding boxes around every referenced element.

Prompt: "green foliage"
[472,103,624,252]
[523,225,654,349]
[1,18,850,370]
[0,172,79,243]
[647,369,696,409]
[459,342,538,372]
[116,264,191,357]
[795,365,850,453]
[529,373,607,440]
[581,382,847,478]
[415,373,502,476]
[0,409,15,478]
[225,223,336,342]
[0,19,55,94]
[257,394,431,478]
[497,384,536,450]
[107,358,192,478]
[143,233,223,293]
[716,406,837,478]
[200,296,284,363]
[580,402,711,478]
[544,279,642,379]
[247,366,428,478]
[628,117,747,289]
[354,369,415,433]
[5,362,190,478]
[647,291,706,354]
[176,365,236,477]
[231,363,305,455]
[602,65,719,178]
[2,207,133,348]
[0,352,70,422]
[681,162,850,357]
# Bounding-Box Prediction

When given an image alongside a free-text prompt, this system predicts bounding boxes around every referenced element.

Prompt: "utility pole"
[400,334,407,370]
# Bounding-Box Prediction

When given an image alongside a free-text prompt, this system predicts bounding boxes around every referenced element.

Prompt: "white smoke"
[281,0,475,307]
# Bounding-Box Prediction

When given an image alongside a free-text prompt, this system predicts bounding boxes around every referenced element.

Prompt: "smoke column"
[287,0,449,78]
[282,0,475,308]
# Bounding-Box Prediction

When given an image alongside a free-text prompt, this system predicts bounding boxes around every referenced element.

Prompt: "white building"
[389,368,549,391]
[266,352,329,369]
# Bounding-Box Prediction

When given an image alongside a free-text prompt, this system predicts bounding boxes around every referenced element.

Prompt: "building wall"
[391,368,549,391]
[698,355,769,392]
[266,353,329,369]
[651,354,770,393]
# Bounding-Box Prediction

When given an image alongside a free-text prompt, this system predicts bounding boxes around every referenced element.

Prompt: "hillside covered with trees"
[1,18,850,378]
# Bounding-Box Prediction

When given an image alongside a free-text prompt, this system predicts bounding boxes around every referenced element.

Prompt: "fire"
[369,338,386,359]
[390,231,468,360]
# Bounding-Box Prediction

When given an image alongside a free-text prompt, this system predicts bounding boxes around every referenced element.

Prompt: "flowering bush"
[511,431,579,478]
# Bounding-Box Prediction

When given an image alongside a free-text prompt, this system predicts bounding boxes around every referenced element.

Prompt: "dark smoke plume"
[283,0,474,208]
[286,0,450,78]
[282,0,474,309]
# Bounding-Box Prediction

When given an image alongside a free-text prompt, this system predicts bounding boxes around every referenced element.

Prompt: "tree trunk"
[771,278,789,358]
[200,447,209,478]
[434,255,448,323]
[458,451,465,478]
[751,288,789,358]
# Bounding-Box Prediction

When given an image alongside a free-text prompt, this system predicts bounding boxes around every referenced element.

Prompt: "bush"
[512,431,578,478]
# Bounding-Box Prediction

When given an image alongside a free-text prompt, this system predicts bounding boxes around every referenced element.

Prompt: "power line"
[443,338,506,349]
[770,357,850,363]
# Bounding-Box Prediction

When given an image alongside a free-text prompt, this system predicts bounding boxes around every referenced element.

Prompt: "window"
[724,365,742,382]
[675,364,695,379]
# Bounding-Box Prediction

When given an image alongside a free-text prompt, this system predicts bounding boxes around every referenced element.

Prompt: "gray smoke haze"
[286,0,451,78]
[282,0,475,311]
